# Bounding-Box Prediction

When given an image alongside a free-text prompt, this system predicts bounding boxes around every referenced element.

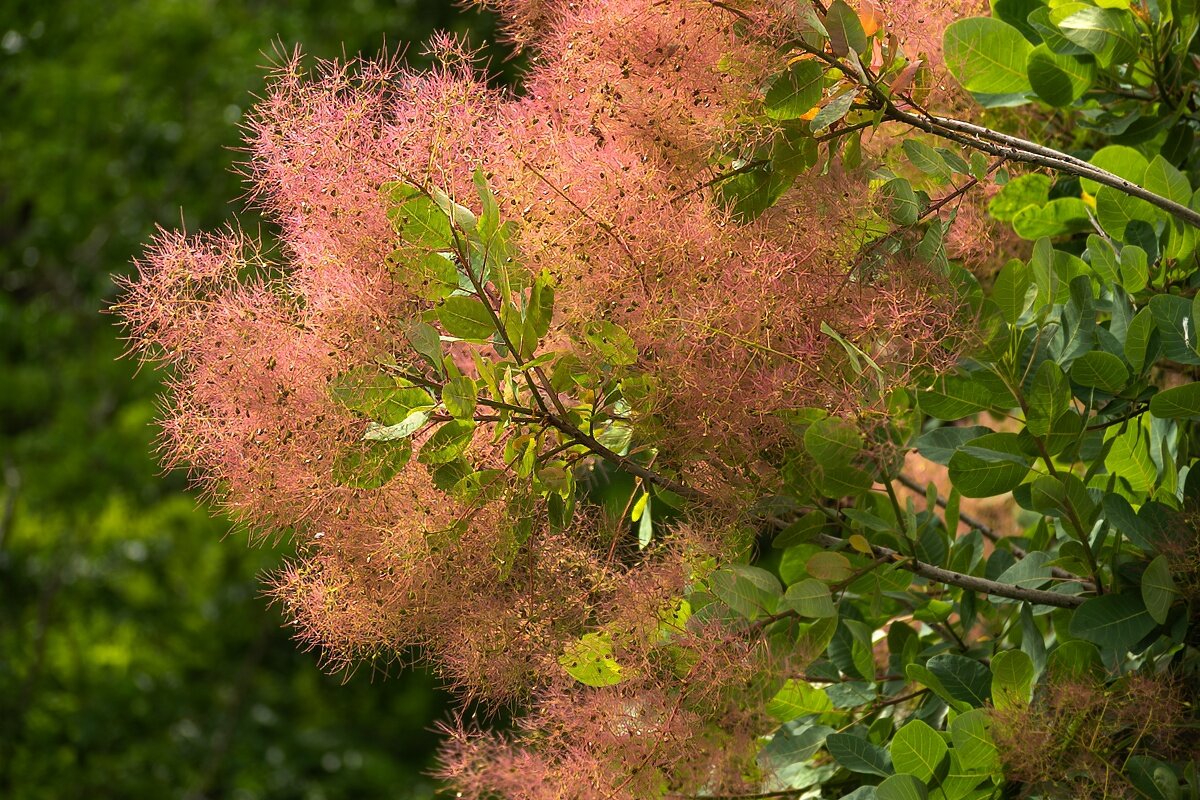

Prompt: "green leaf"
[876,774,928,800]
[991,551,1053,601]
[1011,197,1091,239]
[811,88,859,132]
[807,551,853,582]
[330,371,436,427]
[1026,44,1095,106]
[1087,234,1121,285]
[387,190,454,250]
[948,434,1031,498]
[332,440,412,489]
[990,649,1034,710]
[711,565,782,619]
[558,632,623,687]
[363,412,431,441]
[1047,639,1102,679]
[1141,555,1177,625]
[1149,294,1200,365]
[1069,592,1158,652]
[780,578,838,618]
[915,425,992,466]
[1052,5,1140,67]
[1124,307,1157,373]
[1069,350,1129,393]
[826,733,894,777]
[1143,155,1193,207]
[917,375,998,419]
[764,60,825,120]
[774,511,826,548]
[715,160,795,221]
[441,376,478,420]
[581,320,637,366]
[419,419,476,465]
[804,417,863,467]
[948,709,1000,775]
[389,250,459,300]
[902,140,949,179]
[1027,360,1070,437]
[1096,186,1161,241]
[1106,424,1157,493]
[1081,145,1148,196]
[825,0,868,55]
[1150,383,1200,419]
[1060,274,1097,364]
[767,679,833,721]
[944,17,1034,94]
[759,724,835,777]
[437,296,496,341]
[991,258,1035,323]
[1126,755,1183,800]
[407,322,443,370]
[891,719,948,782]
[819,463,874,497]
[882,178,922,225]
[988,173,1050,221]
[926,654,992,707]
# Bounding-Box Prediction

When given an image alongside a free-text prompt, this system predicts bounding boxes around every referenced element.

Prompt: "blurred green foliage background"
[0,2,513,796]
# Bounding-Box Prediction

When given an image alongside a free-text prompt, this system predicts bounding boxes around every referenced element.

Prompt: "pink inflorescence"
[116,1,969,795]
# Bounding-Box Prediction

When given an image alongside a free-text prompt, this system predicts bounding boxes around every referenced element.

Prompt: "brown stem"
[813,533,1086,608]
[894,472,1094,589]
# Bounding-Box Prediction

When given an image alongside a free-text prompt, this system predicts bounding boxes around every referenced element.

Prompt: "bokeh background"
[0,2,516,797]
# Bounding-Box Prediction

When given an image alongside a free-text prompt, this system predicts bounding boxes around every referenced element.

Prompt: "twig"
[813,533,1086,608]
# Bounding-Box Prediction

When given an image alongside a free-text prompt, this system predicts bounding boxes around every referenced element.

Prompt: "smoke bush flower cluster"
[117,0,970,795]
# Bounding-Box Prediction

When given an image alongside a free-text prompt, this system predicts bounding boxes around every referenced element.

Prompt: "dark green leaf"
[902,140,949,179]
[915,425,991,466]
[926,654,992,707]
[882,178,922,225]
[711,565,782,619]
[991,259,1035,323]
[1026,44,1095,106]
[811,89,859,133]
[827,733,894,777]
[1141,555,1177,625]
[804,417,863,467]
[781,578,838,618]
[1069,350,1129,393]
[1149,294,1200,365]
[1069,592,1157,652]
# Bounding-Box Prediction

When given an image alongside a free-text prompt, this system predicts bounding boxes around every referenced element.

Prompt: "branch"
[813,533,1086,608]
[886,106,1200,229]
[786,39,1200,229]
[894,472,1094,590]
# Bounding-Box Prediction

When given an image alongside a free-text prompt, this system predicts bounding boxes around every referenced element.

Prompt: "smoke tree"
[117,0,1200,797]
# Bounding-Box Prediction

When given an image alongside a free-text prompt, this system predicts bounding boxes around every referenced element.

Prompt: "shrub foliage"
[118,1,1200,797]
